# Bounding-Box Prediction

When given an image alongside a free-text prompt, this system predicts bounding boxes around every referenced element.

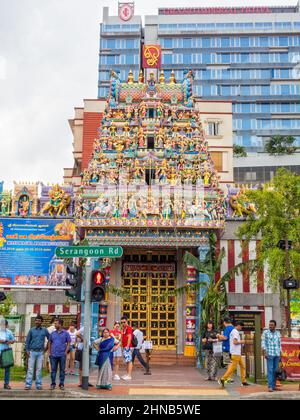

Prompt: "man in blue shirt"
[217,317,234,382]
[25,315,49,390]
[262,320,282,392]
[49,318,70,390]
[0,319,15,390]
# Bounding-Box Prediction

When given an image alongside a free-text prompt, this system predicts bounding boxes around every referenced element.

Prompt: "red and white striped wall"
[219,239,274,328]
[25,304,79,333]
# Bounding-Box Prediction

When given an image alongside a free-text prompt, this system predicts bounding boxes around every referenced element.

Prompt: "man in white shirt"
[132,323,149,374]
[219,322,249,388]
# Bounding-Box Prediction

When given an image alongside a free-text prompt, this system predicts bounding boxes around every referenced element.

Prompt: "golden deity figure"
[123,121,130,135]
[40,184,71,217]
[169,167,179,185]
[159,70,165,84]
[127,69,134,84]
[169,70,176,85]
[138,127,146,148]
[109,125,116,136]
[139,101,147,119]
[82,169,91,185]
[203,162,211,186]
[115,138,124,153]
[138,70,144,83]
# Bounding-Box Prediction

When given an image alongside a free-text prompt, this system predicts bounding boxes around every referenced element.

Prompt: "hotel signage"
[119,3,134,22]
[159,7,272,15]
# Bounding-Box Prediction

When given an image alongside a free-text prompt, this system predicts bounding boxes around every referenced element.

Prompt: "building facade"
[98,5,300,153]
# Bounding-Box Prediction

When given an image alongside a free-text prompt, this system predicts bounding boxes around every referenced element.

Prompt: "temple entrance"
[122,250,177,350]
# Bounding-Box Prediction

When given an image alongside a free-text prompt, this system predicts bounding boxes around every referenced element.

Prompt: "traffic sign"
[55,246,123,259]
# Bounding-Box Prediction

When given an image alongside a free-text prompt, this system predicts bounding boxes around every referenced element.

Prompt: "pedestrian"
[47,316,56,372]
[120,316,133,381]
[217,316,234,383]
[262,320,282,392]
[0,319,15,390]
[110,321,122,380]
[201,320,219,381]
[25,315,49,390]
[132,322,149,374]
[93,328,120,390]
[49,318,70,390]
[66,322,77,375]
[219,322,250,388]
[75,327,93,388]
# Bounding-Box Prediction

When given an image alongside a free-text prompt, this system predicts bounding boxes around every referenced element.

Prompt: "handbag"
[0,348,14,369]
[213,341,223,355]
[275,366,287,381]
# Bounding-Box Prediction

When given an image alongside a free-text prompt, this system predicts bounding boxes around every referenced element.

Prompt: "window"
[221,37,230,48]
[245,172,257,181]
[147,136,155,150]
[125,54,134,65]
[163,53,172,65]
[210,152,223,172]
[240,37,249,47]
[259,37,269,47]
[183,38,192,48]
[202,38,210,48]
[183,54,191,64]
[207,122,220,136]
[106,39,116,49]
[126,39,134,49]
[163,39,173,49]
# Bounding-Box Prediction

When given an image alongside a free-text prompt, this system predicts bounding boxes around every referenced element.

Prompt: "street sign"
[229,310,263,331]
[55,246,123,259]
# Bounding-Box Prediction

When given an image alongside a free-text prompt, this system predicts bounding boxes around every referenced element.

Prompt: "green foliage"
[233,144,247,158]
[265,135,297,155]
[0,293,15,317]
[237,168,300,289]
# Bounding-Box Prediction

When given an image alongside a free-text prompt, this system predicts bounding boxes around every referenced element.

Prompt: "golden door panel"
[122,264,176,350]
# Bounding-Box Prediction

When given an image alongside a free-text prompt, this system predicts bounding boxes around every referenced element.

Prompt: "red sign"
[281,338,300,381]
[159,7,272,15]
[142,45,161,69]
[119,3,134,22]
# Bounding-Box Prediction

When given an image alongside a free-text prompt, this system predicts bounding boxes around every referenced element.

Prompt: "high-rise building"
[98,4,300,154]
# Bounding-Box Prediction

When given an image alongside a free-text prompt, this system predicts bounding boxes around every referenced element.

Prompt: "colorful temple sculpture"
[75,69,228,356]
[12,182,39,217]
[0,183,74,217]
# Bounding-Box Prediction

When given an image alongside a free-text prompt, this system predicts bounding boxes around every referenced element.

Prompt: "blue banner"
[0,218,75,288]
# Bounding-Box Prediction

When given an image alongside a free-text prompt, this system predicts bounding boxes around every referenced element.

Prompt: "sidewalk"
[1,365,299,400]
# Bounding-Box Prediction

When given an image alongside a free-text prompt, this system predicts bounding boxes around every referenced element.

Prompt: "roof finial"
[159,69,165,84]
[170,70,176,85]
[128,69,134,84]
[138,70,144,83]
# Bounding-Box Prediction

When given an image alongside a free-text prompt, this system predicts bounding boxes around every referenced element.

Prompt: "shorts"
[75,349,83,369]
[123,348,133,364]
[69,345,76,353]
[114,347,122,358]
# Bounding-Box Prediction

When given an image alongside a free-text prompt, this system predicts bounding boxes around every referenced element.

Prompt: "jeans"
[266,356,280,390]
[25,351,44,388]
[3,367,10,386]
[50,355,66,386]
[132,349,148,370]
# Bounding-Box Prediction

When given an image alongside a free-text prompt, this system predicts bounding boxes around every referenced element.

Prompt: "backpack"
[131,333,138,348]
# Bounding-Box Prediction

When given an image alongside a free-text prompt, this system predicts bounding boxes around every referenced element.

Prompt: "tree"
[237,168,300,334]
[265,135,297,155]
[0,293,15,318]
[233,144,247,158]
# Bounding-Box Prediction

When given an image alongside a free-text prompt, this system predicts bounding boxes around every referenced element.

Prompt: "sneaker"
[242,382,250,387]
[50,385,56,390]
[36,387,43,391]
[218,378,225,389]
[24,386,31,390]
[4,385,11,390]
[113,374,121,381]
[268,388,274,392]
[59,385,65,390]
[121,375,132,381]
[204,377,212,381]
[226,378,235,383]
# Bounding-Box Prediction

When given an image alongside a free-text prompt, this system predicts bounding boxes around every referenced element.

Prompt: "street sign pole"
[82,258,92,391]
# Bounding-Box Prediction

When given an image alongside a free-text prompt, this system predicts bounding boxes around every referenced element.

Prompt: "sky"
[0,0,298,190]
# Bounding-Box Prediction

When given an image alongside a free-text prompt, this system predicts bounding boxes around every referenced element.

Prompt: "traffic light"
[91,270,106,302]
[65,264,82,302]
[0,292,6,302]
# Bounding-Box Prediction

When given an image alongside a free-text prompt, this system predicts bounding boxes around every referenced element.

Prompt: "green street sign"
[55,246,123,259]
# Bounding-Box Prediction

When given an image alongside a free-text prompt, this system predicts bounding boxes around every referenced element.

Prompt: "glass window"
[240,37,249,47]
[202,53,211,64]
[163,53,172,65]
[126,54,134,65]
[259,37,269,47]
[126,39,134,49]
[163,39,173,48]
[262,86,270,96]
[183,54,191,64]
[242,104,250,113]
[279,37,288,47]
[106,39,116,49]
[202,38,210,48]
[107,55,115,65]
[260,53,269,63]
[281,85,290,95]
[241,86,250,95]
[221,54,230,64]
[203,85,211,96]
[221,37,230,48]
[183,38,192,48]
[241,54,249,63]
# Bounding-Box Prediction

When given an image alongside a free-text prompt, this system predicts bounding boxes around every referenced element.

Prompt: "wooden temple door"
[122,263,176,350]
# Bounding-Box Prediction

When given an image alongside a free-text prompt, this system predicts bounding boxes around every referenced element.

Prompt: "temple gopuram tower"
[75,69,226,360]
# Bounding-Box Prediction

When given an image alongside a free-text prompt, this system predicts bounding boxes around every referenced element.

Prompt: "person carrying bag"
[0,319,15,390]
